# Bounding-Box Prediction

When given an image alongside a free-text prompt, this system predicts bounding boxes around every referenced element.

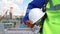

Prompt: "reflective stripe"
[46,0,60,10]
[43,0,60,34]
[54,4,60,10]
[49,0,53,8]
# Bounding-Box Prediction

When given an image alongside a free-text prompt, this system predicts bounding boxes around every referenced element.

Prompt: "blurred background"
[0,0,33,30]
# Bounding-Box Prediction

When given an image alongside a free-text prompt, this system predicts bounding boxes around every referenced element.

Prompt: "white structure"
[0,23,4,34]
[6,28,34,34]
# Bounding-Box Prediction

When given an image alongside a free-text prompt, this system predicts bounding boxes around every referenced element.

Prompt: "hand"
[26,20,35,28]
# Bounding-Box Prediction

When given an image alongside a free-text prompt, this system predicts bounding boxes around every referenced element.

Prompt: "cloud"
[0,1,23,16]
[2,0,24,4]
[2,0,14,3]
[15,0,23,4]
[0,0,33,16]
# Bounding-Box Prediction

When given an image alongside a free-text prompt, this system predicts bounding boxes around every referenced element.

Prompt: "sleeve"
[31,0,47,8]
[23,12,29,24]
[23,3,34,23]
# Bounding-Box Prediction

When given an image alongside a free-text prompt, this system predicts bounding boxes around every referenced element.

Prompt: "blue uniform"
[23,0,47,23]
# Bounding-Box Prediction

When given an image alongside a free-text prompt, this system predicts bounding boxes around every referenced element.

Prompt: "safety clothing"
[43,0,60,34]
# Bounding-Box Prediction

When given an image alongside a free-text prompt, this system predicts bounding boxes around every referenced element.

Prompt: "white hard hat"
[29,8,45,24]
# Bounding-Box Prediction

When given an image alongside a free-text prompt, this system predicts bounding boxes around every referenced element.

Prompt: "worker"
[23,0,47,33]
[23,0,60,34]
[43,0,60,34]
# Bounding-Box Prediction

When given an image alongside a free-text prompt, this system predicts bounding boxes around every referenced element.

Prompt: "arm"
[23,3,34,24]
[23,0,47,28]
[23,3,36,28]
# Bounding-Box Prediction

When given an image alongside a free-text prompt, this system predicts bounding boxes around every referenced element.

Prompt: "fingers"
[26,20,35,28]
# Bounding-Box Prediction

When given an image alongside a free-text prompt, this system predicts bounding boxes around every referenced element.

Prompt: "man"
[23,0,47,32]
[23,0,60,34]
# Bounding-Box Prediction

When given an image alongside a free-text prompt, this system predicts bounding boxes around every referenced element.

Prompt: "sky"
[0,0,33,16]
